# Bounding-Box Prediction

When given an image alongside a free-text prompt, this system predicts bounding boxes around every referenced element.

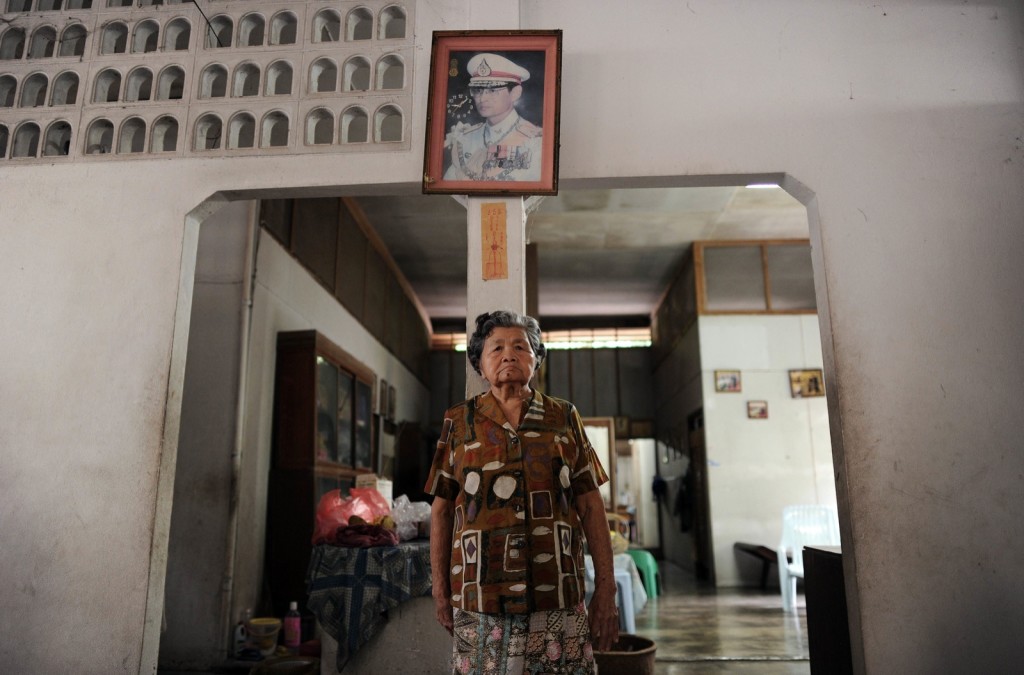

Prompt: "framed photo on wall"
[747,400,768,419]
[422,30,562,196]
[789,369,826,398]
[715,370,742,393]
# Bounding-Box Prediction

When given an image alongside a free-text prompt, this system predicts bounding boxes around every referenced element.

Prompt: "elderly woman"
[426,310,619,675]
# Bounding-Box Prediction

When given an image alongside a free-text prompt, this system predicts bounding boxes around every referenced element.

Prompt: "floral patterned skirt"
[451,602,597,675]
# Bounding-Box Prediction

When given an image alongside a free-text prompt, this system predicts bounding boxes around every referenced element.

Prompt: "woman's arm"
[430,496,455,635]
[575,489,620,651]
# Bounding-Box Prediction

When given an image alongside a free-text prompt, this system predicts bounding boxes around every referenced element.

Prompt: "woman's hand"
[575,489,621,651]
[587,585,620,652]
[430,496,456,635]
[434,592,454,635]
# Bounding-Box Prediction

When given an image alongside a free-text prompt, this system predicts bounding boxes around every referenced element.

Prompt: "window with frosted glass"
[767,244,816,310]
[703,245,766,311]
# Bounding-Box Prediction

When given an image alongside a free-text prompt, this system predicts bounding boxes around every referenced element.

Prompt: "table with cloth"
[306,540,433,672]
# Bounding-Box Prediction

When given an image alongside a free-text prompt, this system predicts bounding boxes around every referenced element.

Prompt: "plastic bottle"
[283,601,301,650]
[233,608,252,658]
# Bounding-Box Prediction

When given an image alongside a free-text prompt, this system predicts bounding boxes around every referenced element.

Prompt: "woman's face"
[479,326,537,387]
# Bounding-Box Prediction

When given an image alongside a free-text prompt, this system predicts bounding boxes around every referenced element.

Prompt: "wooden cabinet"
[265,330,377,616]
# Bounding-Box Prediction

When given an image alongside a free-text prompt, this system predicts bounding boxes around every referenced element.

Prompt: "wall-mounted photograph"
[747,400,768,419]
[715,370,742,393]
[422,30,562,195]
[789,369,826,398]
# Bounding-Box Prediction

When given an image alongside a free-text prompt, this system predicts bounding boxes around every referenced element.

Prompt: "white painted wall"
[160,205,433,668]
[162,201,253,669]
[1,1,1021,673]
[700,314,835,587]
[630,439,659,550]
[231,228,431,626]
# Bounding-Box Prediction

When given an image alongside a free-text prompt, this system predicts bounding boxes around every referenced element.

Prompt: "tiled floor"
[160,560,810,674]
[635,561,810,675]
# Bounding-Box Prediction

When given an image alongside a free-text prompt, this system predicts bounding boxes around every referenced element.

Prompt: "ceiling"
[354,185,809,329]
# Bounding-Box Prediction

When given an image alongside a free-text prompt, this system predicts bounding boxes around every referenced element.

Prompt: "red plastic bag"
[312,488,391,545]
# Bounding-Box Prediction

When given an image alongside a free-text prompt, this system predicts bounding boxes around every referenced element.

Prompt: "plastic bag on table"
[391,494,432,541]
[312,487,392,545]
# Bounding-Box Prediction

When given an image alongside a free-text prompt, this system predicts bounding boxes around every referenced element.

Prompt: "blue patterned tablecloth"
[306,540,433,672]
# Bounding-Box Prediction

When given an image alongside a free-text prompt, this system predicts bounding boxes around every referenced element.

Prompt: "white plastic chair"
[777,504,841,612]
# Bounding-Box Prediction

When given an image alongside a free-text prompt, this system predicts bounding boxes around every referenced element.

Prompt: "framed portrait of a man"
[423,30,562,196]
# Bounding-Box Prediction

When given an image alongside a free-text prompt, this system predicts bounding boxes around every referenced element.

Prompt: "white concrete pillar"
[465,196,527,396]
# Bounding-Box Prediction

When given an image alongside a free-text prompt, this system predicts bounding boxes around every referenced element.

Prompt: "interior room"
[157,184,834,673]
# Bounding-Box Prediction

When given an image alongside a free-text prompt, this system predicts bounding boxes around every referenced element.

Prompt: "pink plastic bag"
[312,488,391,545]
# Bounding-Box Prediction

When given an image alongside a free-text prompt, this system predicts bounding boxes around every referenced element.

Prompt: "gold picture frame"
[789,369,825,398]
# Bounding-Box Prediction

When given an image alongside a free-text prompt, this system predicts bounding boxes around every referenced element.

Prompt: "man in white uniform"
[444,53,543,182]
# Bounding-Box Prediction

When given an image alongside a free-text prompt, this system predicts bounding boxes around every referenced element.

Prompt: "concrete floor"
[636,561,810,675]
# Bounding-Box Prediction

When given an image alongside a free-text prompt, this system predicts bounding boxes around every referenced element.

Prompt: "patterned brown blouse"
[425,390,608,615]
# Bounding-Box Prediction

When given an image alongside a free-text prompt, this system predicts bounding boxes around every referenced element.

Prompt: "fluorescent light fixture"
[745,183,780,189]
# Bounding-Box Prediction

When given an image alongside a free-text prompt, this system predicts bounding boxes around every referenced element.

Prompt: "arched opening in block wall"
[0,75,16,107]
[238,13,265,48]
[0,28,26,60]
[260,111,288,148]
[233,63,260,98]
[59,24,86,57]
[206,16,232,48]
[343,56,370,92]
[84,118,112,154]
[341,106,367,143]
[50,71,78,105]
[100,22,127,54]
[42,120,71,156]
[125,67,153,102]
[379,5,406,39]
[12,121,39,157]
[347,7,372,41]
[19,72,47,107]
[314,9,340,43]
[200,64,227,99]
[164,19,190,52]
[118,117,146,153]
[28,26,56,58]
[194,114,222,150]
[132,19,159,53]
[270,12,296,46]
[93,68,121,103]
[151,116,178,153]
[228,112,255,150]
[265,61,292,96]
[374,104,402,143]
[376,54,404,90]
[305,108,333,145]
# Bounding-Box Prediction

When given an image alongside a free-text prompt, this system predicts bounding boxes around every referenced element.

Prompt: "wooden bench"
[734,542,789,590]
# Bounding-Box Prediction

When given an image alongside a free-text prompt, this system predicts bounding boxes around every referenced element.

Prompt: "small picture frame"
[715,370,742,393]
[747,400,768,419]
[387,384,397,422]
[422,30,562,196]
[789,369,826,398]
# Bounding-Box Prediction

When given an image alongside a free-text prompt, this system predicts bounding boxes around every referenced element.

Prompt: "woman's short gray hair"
[467,310,546,376]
